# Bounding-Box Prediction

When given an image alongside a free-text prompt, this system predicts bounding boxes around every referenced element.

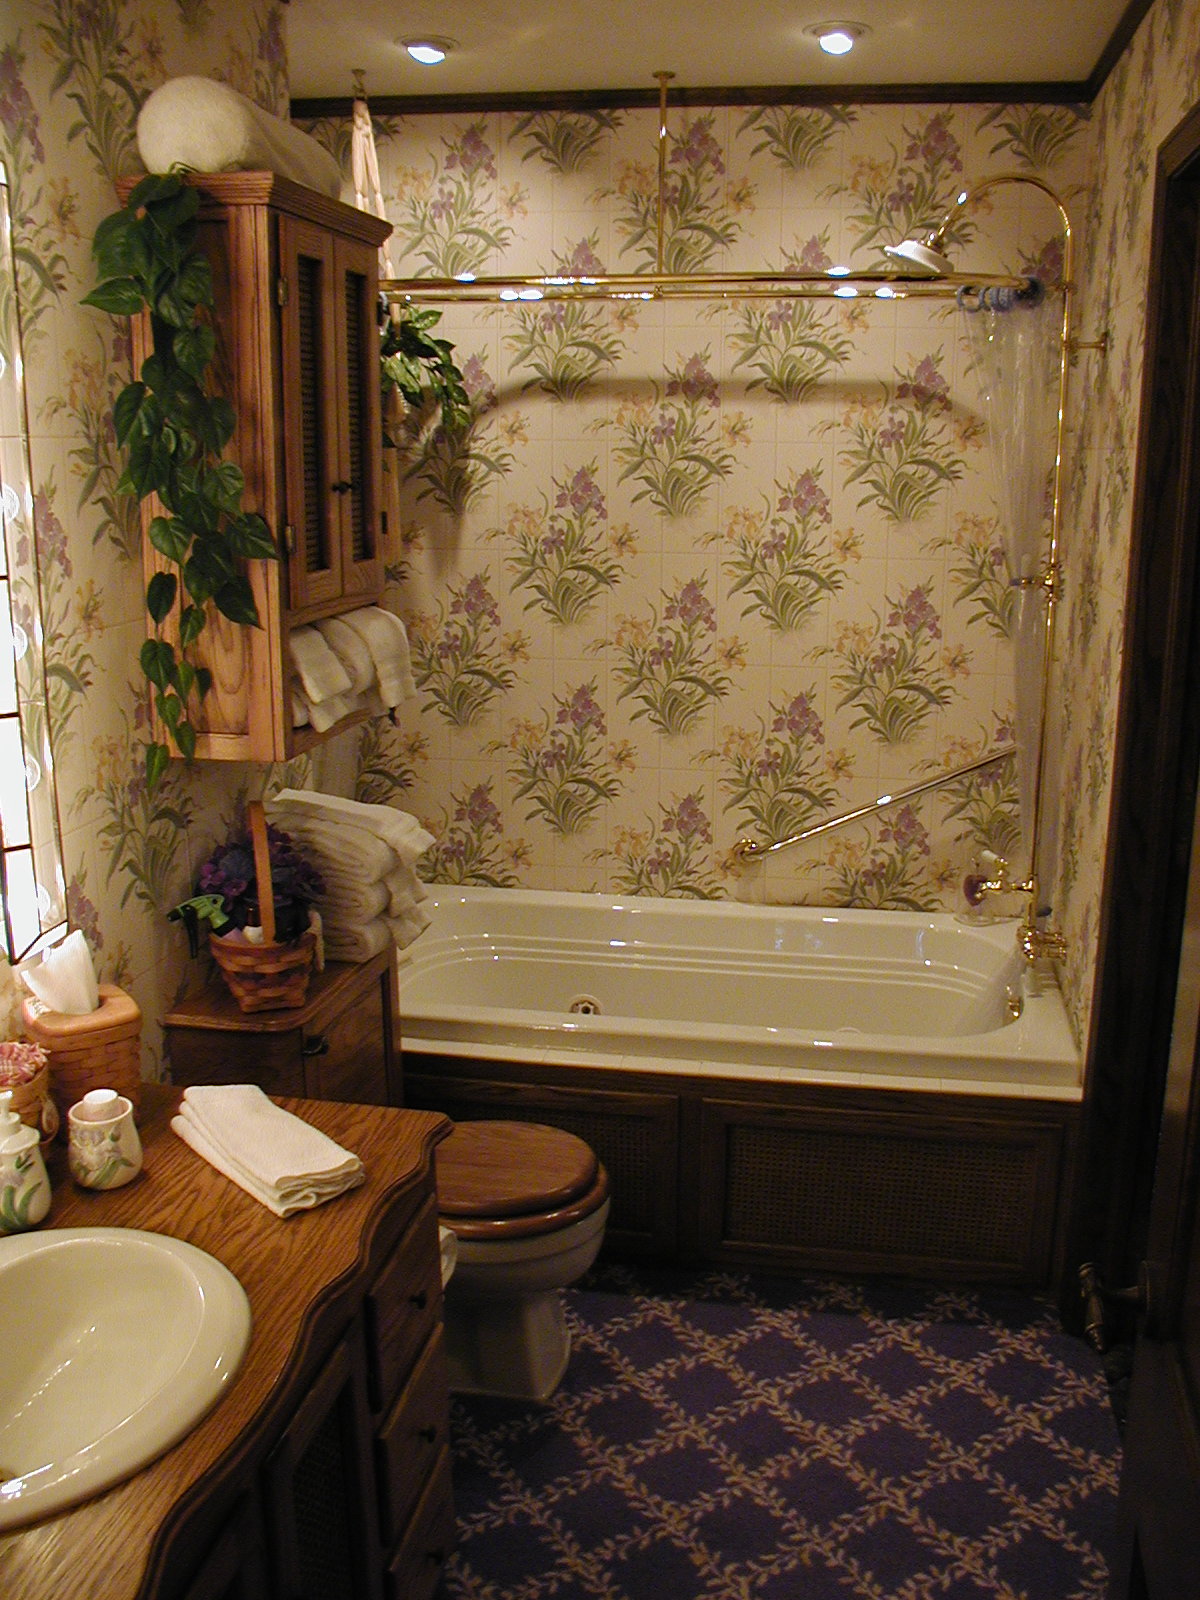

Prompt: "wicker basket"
[209,801,317,1013]
[23,984,143,1134]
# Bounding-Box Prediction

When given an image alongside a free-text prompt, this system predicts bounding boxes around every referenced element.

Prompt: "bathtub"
[397,887,1081,1100]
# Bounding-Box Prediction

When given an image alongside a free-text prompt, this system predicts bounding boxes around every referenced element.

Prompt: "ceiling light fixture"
[401,36,454,65]
[804,22,868,56]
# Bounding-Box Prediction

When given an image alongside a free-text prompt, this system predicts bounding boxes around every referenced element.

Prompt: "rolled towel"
[339,606,417,708]
[289,626,353,705]
[316,615,376,695]
[323,917,393,963]
[136,76,343,199]
[272,788,434,865]
[170,1084,364,1217]
[319,874,390,923]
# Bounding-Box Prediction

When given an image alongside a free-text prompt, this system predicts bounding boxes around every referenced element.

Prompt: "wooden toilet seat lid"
[435,1120,600,1219]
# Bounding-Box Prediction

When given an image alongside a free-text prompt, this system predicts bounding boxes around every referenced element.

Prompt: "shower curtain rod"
[380,267,1040,307]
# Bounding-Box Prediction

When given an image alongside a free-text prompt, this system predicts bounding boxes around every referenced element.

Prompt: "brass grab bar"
[731,746,1015,863]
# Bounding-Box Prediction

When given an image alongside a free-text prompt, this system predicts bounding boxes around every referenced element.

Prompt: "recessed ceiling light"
[401,36,455,65]
[804,22,868,56]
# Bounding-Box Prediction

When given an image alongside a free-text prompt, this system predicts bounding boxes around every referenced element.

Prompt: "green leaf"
[202,459,246,514]
[146,570,178,624]
[172,322,216,379]
[175,659,196,702]
[129,172,186,209]
[213,576,261,628]
[140,637,175,690]
[179,603,207,647]
[112,382,148,447]
[82,277,146,317]
[226,513,277,561]
[148,515,191,565]
[195,666,213,700]
[174,721,198,762]
[91,208,144,280]
[145,741,171,792]
[156,690,182,732]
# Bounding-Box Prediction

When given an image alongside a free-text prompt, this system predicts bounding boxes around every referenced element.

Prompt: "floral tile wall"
[2,0,309,1073]
[303,103,1093,930]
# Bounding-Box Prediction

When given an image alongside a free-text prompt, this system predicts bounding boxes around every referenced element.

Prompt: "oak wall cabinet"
[123,172,391,763]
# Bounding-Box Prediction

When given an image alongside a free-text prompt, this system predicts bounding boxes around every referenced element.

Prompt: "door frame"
[1067,97,1200,1313]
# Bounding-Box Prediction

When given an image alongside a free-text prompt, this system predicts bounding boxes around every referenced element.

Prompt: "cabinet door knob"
[302,1033,330,1057]
[330,479,355,494]
[417,1424,438,1443]
[409,1289,428,1309]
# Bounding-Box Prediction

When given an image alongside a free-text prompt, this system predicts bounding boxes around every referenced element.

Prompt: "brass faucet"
[962,852,1067,965]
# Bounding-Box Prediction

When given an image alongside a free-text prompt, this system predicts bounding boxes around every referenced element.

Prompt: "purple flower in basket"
[197,823,325,940]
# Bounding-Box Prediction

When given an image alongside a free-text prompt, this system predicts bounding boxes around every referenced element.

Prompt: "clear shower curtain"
[963,292,1060,900]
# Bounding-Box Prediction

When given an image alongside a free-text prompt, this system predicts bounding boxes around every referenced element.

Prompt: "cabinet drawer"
[385,1446,455,1600]
[366,1193,442,1412]
[375,1325,449,1545]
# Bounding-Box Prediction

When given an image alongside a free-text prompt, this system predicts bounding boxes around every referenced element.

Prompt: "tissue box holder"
[23,983,142,1131]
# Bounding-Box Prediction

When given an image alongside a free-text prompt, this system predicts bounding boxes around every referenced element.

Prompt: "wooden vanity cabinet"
[164,946,401,1107]
[0,1093,456,1600]
[122,171,391,763]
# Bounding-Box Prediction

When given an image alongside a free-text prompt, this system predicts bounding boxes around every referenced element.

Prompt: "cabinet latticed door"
[280,216,384,621]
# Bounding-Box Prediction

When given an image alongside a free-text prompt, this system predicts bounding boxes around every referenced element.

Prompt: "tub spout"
[962,851,1025,908]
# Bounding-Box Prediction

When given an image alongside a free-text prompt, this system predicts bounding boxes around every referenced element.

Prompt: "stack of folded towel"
[171,1084,365,1217]
[266,789,435,961]
[290,604,418,732]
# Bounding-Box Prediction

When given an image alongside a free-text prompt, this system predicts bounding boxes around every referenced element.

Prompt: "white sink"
[0,1227,251,1531]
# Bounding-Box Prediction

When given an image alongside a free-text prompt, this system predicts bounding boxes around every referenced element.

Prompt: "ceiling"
[287,0,1139,106]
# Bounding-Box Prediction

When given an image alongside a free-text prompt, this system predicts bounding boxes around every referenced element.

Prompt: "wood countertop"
[0,1085,449,1600]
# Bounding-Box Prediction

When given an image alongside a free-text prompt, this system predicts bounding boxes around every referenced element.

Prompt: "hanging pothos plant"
[85,171,276,792]
[379,300,471,444]
[86,173,469,792]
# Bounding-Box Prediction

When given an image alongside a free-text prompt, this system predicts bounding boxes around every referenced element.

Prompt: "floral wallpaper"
[6,0,1198,1080]
[300,102,1093,929]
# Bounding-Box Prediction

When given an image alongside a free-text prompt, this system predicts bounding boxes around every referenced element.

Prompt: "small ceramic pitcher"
[68,1088,142,1191]
[0,1121,51,1232]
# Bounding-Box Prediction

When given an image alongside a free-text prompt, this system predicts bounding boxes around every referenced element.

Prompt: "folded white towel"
[266,805,398,881]
[291,688,311,728]
[136,76,343,199]
[316,615,377,695]
[439,1223,458,1287]
[387,904,431,949]
[385,867,428,914]
[323,918,393,962]
[340,606,417,708]
[320,875,390,922]
[171,1084,364,1217]
[272,789,435,866]
[289,627,353,705]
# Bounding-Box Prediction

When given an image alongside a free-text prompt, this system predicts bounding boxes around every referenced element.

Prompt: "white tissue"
[18,929,100,1015]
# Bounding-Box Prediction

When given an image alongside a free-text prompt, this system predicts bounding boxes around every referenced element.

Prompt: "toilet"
[434,1120,610,1401]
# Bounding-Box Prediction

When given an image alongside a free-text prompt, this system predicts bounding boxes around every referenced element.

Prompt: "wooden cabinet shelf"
[164,946,401,1107]
[123,171,392,763]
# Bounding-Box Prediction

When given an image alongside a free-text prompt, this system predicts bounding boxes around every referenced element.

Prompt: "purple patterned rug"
[440,1264,1120,1599]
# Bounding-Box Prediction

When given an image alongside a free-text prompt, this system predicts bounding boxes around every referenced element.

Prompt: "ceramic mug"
[68,1088,142,1190]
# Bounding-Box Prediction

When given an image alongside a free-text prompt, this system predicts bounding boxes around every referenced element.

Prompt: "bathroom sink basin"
[0,1227,251,1531]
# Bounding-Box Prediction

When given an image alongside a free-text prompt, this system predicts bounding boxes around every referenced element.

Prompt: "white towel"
[272,789,434,866]
[171,1084,364,1218]
[385,867,428,915]
[340,606,417,708]
[316,615,377,695]
[387,905,431,949]
[320,875,390,922]
[136,76,343,199]
[323,918,393,962]
[266,806,398,881]
[289,627,353,705]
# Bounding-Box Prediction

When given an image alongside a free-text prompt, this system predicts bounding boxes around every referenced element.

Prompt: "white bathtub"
[397,888,1081,1100]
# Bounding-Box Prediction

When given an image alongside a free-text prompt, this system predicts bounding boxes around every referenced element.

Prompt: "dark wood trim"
[1086,0,1158,100]
[1065,96,1200,1318]
[291,79,1091,120]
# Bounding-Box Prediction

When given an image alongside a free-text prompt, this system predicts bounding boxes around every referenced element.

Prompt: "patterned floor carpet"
[439,1264,1121,1600]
